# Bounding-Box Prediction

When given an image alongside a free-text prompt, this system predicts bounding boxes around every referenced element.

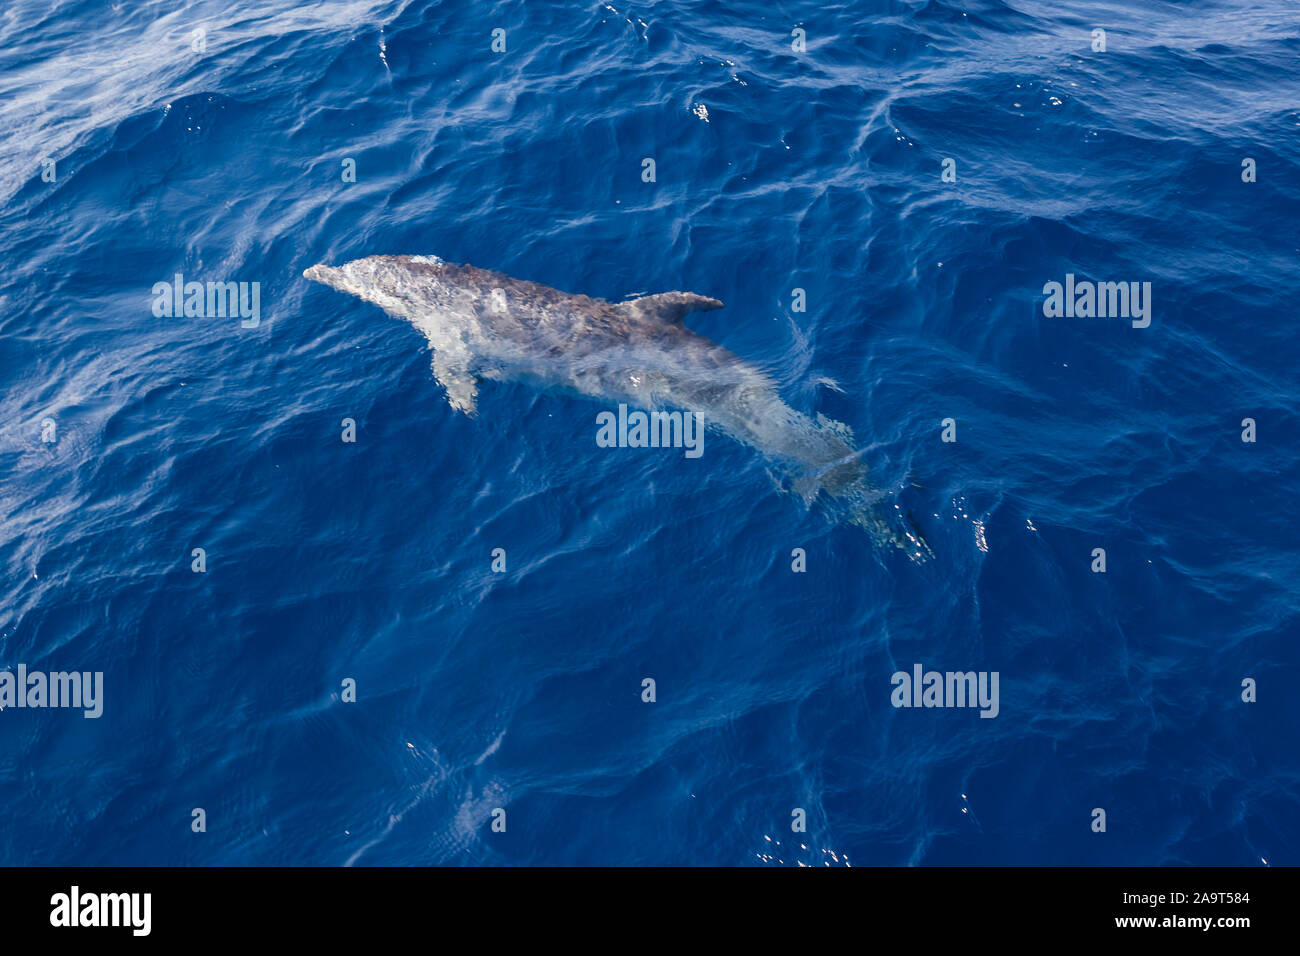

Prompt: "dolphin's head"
[303,255,449,310]
[303,257,411,319]
[302,262,345,290]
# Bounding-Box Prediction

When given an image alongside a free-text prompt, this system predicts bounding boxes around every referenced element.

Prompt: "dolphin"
[303,255,932,560]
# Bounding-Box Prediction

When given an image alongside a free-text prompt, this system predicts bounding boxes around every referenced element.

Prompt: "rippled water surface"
[0,0,1297,865]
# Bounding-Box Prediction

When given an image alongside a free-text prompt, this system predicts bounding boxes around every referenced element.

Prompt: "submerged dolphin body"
[303,255,931,560]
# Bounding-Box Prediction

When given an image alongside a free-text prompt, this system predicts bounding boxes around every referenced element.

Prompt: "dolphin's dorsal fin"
[618,292,723,325]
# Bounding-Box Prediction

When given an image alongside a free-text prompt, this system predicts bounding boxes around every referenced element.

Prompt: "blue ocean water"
[0,0,1296,866]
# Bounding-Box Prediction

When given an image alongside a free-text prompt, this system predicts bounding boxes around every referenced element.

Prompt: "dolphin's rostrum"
[303,255,931,560]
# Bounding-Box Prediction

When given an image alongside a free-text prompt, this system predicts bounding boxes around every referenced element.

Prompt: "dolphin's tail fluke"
[846,491,935,563]
[820,469,932,563]
[788,422,935,562]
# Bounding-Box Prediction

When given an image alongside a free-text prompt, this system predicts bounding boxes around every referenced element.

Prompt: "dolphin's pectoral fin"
[618,292,724,325]
[431,345,478,416]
